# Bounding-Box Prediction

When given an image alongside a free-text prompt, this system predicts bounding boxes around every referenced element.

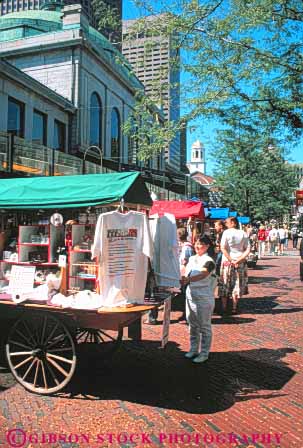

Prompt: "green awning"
[0,172,152,209]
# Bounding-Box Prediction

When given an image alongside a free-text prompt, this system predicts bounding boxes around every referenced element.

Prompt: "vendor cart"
[0,298,160,394]
[0,172,172,395]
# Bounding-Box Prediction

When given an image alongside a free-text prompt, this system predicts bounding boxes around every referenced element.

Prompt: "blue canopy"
[229,211,238,217]
[238,216,250,224]
[208,207,230,219]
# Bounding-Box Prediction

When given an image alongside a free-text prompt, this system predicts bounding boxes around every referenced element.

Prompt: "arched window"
[90,93,102,146]
[111,108,120,161]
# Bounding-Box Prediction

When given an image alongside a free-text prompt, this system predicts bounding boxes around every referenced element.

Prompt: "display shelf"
[18,224,64,263]
[0,260,58,266]
[67,224,96,292]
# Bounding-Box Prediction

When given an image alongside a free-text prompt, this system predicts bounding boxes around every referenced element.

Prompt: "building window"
[89,92,102,147]
[53,120,66,151]
[111,108,120,161]
[32,109,47,145]
[7,97,25,137]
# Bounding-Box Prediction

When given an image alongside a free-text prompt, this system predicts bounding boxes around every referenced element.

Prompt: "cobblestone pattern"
[0,253,302,448]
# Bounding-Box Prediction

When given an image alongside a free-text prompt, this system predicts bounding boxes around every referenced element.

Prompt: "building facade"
[0,6,151,166]
[0,6,210,200]
[0,0,122,46]
[122,15,181,171]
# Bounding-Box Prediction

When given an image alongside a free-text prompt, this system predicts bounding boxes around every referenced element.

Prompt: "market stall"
[0,172,173,395]
[150,200,205,220]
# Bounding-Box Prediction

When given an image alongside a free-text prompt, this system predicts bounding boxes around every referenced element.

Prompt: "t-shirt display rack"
[0,203,155,300]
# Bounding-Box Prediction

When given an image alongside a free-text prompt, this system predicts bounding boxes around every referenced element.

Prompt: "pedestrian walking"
[265,225,271,254]
[181,235,216,363]
[277,225,287,255]
[257,225,266,259]
[284,224,290,249]
[269,225,279,255]
[291,225,299,249]
[219,217,251,315]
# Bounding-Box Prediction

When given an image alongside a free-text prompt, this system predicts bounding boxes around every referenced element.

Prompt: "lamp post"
[82,145,103,174]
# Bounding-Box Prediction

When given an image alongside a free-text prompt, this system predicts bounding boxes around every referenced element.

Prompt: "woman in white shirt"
[219,217,250,315]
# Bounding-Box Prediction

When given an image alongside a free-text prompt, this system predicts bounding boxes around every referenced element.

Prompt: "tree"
[213,125,297,221]
[92,0,303,161]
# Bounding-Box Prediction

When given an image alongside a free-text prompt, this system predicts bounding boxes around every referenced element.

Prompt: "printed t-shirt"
[149,213,180,288]
[91,211,152,307]
[221,228,250,262]
[185,254,216,299]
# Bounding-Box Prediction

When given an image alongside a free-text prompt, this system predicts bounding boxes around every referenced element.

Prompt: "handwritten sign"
[8,265,36,297]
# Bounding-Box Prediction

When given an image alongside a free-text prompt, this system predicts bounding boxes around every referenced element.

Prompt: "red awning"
[150,200,205,220]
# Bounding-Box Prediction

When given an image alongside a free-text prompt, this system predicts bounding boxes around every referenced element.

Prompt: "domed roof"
[0,10,62,24]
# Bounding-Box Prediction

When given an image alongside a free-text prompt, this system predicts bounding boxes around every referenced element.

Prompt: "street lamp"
[82,145,103,174]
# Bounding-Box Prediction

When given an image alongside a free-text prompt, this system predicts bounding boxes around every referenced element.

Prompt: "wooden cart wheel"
[6,313,76,395]
[76,328,123,359]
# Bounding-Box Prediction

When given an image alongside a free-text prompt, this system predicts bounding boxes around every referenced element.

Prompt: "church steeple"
[187,140,206,174]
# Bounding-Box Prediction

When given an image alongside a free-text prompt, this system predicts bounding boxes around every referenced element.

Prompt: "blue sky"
[123,0,303,174]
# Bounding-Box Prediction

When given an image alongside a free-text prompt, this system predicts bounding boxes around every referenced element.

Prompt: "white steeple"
[187,140,206,174]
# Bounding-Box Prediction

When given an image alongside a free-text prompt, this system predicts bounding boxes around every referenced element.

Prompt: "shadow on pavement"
[239,296,303,315]
[254,264,276,270]
[61,343,296,415]
[249,276,280,284]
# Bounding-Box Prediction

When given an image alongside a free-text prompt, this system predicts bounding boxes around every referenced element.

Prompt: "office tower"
[0,0,122,46]
[122,15,181,171]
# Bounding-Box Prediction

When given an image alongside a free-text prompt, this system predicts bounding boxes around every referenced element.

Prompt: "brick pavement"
[0,254,302,448]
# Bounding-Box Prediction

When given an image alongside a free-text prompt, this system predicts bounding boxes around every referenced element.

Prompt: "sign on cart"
[161,296,172,348]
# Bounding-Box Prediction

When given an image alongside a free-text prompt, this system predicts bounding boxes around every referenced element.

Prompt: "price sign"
[8,265,36,297]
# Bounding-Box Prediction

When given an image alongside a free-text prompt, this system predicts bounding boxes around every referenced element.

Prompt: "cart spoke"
[48,347,73,353]
[10,351,34,357]
[14,355,34,370]
[15,328,34,348]
[46,353,73,365]
[9,340,33,350]
[46,356,70,378]
[22,358,37,381]
[47,333,67,349]
[33,360,40,387]
[45,360,60,386]
[40,360,48,390]
[44,322,59,346]
[21,320,38,346]
[99,330,116,342]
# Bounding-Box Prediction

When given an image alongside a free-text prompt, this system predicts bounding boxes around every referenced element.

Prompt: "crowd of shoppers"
[153,217,302,364]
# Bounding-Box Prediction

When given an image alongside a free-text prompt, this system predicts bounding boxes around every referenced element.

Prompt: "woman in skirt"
[219,217,250,315]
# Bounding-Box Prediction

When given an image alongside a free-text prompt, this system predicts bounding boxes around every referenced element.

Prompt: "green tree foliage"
[92,0,121,42]
[213,124,297,221]
[93,0,302,161]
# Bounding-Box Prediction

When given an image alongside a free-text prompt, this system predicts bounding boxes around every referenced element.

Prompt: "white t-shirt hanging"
[91,211,152,307]
[149,213,180,288]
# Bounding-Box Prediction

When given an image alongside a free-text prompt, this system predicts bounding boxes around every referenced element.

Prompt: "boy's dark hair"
[195,234,213,246]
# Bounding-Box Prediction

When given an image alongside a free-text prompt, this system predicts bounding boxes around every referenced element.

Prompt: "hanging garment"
[149,213,180,288]
[92,211,152,307]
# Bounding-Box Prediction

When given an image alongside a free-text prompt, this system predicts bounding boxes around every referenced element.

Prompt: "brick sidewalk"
[0,255,302,448]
